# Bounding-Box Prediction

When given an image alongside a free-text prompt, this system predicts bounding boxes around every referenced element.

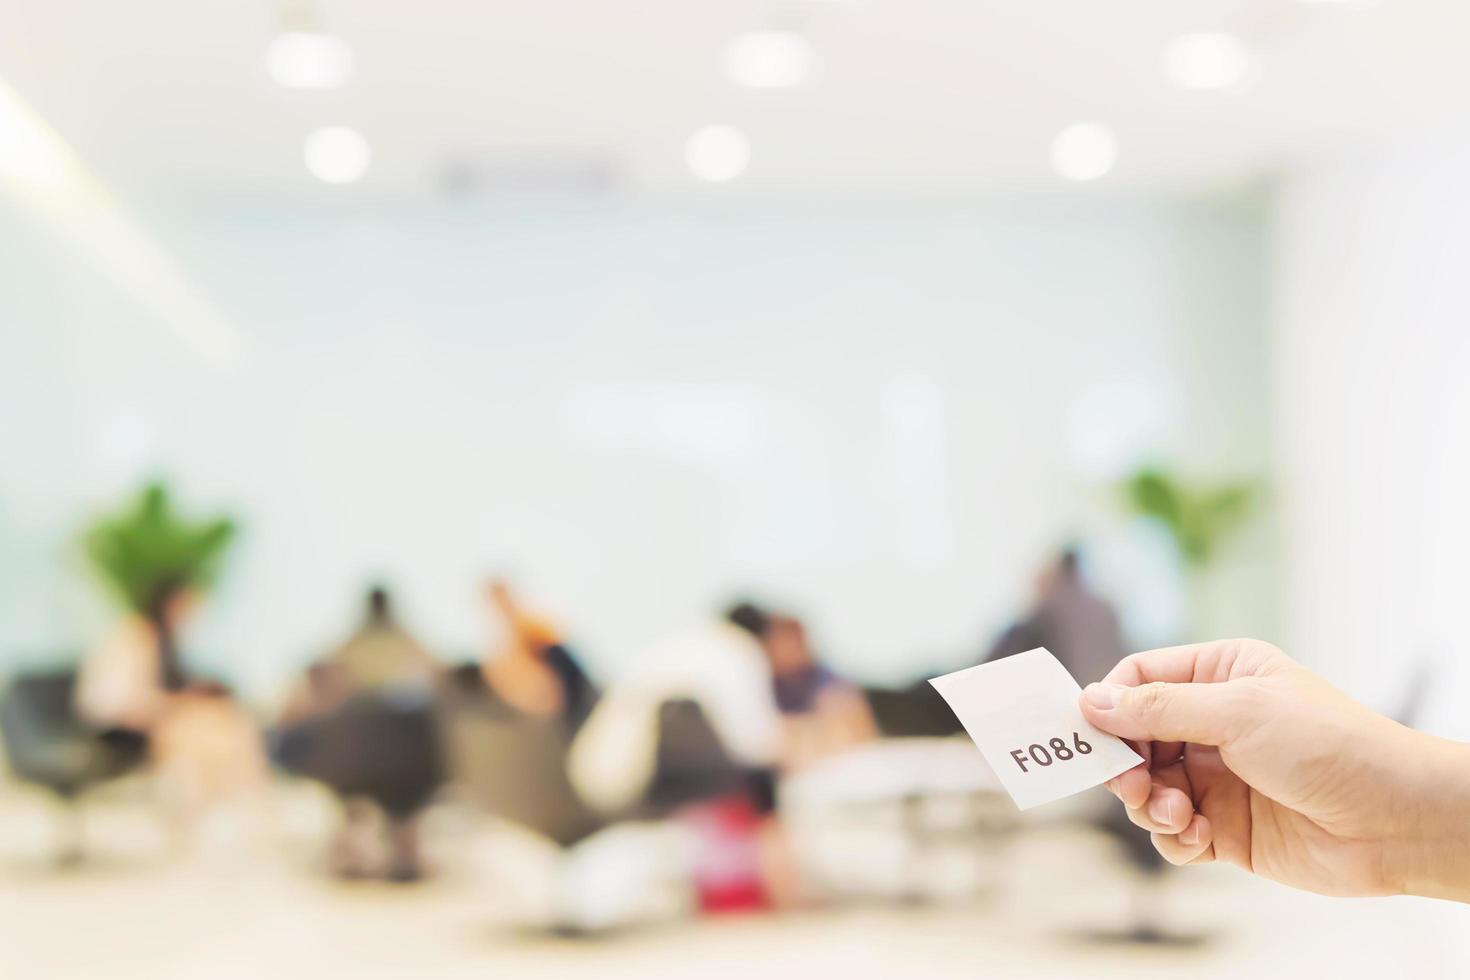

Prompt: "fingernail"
[1180,821,1200,846]
[1084,683,1120,709]
[1149,795,1174,826]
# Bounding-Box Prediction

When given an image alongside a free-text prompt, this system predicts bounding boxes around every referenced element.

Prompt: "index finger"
[1101,640,1266,688]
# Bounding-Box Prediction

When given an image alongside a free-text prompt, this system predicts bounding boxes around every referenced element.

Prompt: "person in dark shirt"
[731,603,876,771]
[984,548,1125,686]
[274,586,444,882]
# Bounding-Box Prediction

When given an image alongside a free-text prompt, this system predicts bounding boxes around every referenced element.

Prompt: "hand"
[1078,639,1470,900]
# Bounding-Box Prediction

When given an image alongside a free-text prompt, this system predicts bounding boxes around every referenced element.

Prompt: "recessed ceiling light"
[303,126,371,184]
[725,31,813,89]
[685,125,751,183]
[266,31,355,90]
[1051,123,1118,182]
[1163,32,1258,93]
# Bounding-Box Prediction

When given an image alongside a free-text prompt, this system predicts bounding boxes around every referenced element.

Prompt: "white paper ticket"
[929,648,1143,810]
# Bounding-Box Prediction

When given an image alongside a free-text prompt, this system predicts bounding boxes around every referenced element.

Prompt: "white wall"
[0,195,1271,695]
[1275,135,1470,735]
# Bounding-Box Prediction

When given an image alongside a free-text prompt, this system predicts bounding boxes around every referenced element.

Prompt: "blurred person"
[986,546,1178,940]
[1080,638,1470,903]
[568,601,798,907]
[312,585,439,704]
[275,586,444,881]
[149,680,271,854]
[72,582,271,855]
[570,601,781,813]
[74,582,200,734]
[984,547,1124,685]
[758,613,877,770]
[479,577,597,733]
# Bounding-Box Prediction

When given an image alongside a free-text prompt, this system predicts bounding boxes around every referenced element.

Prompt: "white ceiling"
[2,0,1469,198]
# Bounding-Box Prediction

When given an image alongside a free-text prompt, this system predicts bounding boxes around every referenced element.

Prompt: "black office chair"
[0,669,148,864]
[443,676,781,932]
[639,698,775,817]
[862,681,966,738]
[438,673,604,849]
[275,692,445,815]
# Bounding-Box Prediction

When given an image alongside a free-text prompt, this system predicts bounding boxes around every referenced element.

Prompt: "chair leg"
[54,797,84,868]
[385,815,424,883]
[328,799,375,879]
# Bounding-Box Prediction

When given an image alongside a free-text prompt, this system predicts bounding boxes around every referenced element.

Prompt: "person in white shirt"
[569,604,781,813]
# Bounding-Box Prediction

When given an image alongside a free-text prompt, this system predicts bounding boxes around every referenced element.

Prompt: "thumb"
[1080,680,1246,745]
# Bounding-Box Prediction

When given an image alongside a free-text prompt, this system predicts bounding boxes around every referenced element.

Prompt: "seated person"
[74,583,201,734]
[276,585,443,882]
[479,578,597,733]
[150,681,270,850]
[736,606,876,771]
[984,548,1169,932]
[567,602,795,903]
[983,547,1123,685]
[318,586,439,704]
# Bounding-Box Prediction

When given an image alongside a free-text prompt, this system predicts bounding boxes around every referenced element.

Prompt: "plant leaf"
[82,481,237,613]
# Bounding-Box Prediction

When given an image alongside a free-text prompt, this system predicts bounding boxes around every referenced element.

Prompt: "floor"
[1,779,1467,980]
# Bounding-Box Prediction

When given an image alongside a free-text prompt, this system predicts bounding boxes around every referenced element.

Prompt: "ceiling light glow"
[1163,32,1258,92]
[685,125,751,183]
[725,31,813,89]
[1051,123,1118,182]
[303,126,371,184]
[265,31,355,90]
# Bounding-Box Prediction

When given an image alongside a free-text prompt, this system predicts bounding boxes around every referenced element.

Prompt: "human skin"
[1077,639,1470,902]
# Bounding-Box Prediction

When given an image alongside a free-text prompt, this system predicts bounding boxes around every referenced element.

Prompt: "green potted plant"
[1123,466,1255,636]
[83,481,236,689]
